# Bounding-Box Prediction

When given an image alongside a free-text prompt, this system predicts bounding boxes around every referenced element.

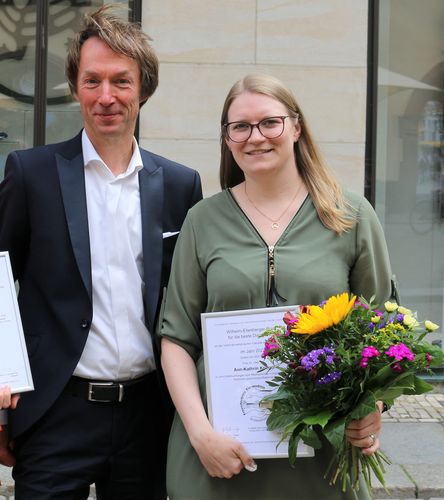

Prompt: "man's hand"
[0,386,20,411]
[0,427,15,467]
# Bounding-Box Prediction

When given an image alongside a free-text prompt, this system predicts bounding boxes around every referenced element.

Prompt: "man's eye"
[116,79,130,86]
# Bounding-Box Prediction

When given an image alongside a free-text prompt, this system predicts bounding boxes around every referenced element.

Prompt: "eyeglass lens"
[226,116,287,142]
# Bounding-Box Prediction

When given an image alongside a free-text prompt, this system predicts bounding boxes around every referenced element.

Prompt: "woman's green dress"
[159,189,392,500]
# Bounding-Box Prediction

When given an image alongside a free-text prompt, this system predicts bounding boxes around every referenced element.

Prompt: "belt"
[64,374,153,403]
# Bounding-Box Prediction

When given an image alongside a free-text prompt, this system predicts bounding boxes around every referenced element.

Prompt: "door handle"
[0,132,8,140]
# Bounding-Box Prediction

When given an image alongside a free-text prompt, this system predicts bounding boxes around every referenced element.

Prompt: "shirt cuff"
[0,410,8,426]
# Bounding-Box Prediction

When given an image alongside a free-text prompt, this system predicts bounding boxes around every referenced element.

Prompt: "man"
[0,6,202,499]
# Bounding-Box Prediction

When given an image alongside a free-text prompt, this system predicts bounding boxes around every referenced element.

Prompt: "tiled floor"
[382,392,444,423]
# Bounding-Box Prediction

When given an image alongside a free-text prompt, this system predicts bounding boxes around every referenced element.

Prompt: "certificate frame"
[202,305,314,459]
[0,251,34,394]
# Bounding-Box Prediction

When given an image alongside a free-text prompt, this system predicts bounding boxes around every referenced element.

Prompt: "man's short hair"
[65,4,158,106]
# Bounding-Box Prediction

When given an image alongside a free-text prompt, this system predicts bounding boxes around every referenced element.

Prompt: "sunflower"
[291,292,356,335]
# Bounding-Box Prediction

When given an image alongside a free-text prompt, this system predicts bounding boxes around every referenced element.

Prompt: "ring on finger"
[368,433,376,445]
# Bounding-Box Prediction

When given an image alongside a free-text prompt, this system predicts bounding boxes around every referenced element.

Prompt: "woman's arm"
[161,338,256,478]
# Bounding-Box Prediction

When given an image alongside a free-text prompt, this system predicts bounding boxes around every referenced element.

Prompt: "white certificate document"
[0,251,34,393]
[202,306,314,459]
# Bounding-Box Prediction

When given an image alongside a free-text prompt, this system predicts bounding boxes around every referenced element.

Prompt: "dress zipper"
[267,245,286,307]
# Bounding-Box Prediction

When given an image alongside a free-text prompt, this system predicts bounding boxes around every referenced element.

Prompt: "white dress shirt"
[73,130,155,381]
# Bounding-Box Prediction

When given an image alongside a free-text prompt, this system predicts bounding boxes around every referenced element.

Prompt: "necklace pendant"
[271,222,279,230]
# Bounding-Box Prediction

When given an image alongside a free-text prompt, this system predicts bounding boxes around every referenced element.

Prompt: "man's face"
[75,36,142,144]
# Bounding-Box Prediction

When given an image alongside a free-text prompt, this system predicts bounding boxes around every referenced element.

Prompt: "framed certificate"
[202,306,314,459]
[0,251,34,393]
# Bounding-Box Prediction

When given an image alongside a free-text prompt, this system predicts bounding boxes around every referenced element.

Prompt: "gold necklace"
[244,182,303,230]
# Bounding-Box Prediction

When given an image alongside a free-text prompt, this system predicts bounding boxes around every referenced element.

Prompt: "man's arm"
[0,151,31,280]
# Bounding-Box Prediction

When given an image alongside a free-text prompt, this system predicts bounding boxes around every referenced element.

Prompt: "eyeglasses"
[223,115,295,143]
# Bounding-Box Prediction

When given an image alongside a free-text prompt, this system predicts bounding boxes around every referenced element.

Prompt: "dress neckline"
[225,188,310,248]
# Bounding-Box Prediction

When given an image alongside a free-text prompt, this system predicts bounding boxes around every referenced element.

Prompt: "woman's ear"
[293,122,302,142]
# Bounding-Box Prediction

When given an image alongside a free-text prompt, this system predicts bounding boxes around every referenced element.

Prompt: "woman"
[158,74,392,500]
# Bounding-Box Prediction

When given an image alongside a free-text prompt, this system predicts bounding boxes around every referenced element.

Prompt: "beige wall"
[139,0,368,196]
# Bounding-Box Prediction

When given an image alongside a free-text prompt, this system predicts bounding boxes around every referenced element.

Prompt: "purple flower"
[316,371,342,386]
[396,313,404,322]
[300,347,336,371]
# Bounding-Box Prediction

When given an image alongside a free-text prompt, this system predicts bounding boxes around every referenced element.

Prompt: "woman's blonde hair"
[220,74,356,234]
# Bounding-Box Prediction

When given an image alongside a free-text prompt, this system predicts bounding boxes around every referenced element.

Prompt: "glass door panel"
[375,0,444,348]
[0,1,36,179]
[0,0,136,179]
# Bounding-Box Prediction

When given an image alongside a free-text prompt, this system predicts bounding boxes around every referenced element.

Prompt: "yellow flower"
[425,320,439,332]
[384,301,398,312]
[403,314,416,327]
[371,316,381,323]
[398,306,412,315]
[292,293,356,335]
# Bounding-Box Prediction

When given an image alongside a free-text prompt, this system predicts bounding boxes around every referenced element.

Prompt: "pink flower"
[392,362,403,373]
[283,311,298,326]
[361,346,380,358]
[385,343,415,362]
[359,359,369,368]
[262,336,280,358]
[359,346,380,369]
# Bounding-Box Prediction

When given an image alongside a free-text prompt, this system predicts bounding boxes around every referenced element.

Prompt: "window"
[0,0,140,179]
[372,0,444,352]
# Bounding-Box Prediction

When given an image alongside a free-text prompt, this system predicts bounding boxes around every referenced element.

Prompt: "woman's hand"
[191,427,256,479]
[0,387,20,411]
[345,401,383,456]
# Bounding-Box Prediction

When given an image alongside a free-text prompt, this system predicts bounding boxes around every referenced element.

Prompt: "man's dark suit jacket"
[0,131,202,439]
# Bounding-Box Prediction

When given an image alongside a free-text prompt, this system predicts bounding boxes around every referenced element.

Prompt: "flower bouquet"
[260,293,443,493]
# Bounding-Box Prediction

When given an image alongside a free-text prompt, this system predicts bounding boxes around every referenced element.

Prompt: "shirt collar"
[82,129,143,178]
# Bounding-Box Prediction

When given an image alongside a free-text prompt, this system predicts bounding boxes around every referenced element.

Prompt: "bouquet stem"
[326,440,391,493]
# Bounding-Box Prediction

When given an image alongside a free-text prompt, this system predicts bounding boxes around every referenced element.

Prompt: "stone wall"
[139,0,368,196]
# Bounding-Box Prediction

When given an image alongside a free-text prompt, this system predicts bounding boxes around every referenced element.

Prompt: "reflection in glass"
[0,1,135,179]
[0,1,37,179]
[375,0,444,350]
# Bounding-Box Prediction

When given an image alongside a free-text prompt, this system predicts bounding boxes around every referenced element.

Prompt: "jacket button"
[80,319,90,329]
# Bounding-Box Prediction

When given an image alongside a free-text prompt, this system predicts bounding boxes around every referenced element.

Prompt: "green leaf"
[302,409,334,428]
[409,375,434,395]
[261,391,289,402]
[266,412,299,431]
[288,431,300,466]
[300,427,322,449]
[324,418,346,449]
[349,393,376,420]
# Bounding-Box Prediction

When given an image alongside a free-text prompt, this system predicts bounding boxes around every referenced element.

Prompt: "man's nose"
[97,82,115,105]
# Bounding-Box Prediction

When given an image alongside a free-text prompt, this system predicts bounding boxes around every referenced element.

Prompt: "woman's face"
[225,91,300,179]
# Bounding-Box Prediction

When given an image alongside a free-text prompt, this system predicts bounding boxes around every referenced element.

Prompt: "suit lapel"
[139,151,163,332]
[56,150,92,302]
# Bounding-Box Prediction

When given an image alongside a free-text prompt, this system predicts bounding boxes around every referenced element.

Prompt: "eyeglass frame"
[223,114,299,143]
